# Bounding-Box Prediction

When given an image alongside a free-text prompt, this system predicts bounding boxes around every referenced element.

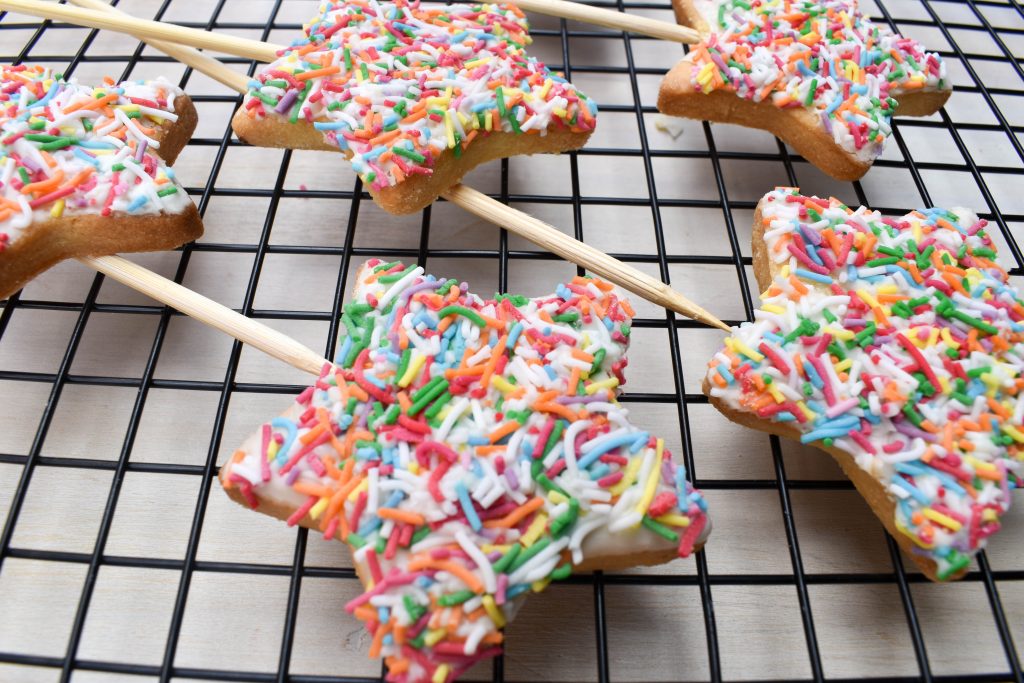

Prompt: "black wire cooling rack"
[0,0,1022,682]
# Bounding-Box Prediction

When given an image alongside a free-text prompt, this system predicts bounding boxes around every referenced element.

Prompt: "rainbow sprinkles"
[686,0,948,161]
[707,188,1022,579]
[222,260,709,682]
[239,0,597,191]
[0,64,190,253]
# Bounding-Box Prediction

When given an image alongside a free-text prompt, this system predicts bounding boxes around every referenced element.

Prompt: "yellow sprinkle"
[50,198,64,218]
[609,456,642,496]
[761,303,786,314]
[834,358,853,373]
[491,375,516,395]
[520,512,547,547]
[424,629,447,648]
[725,337,764,362]
[482,595,506,628]
[538,78,553,99]
[114,104,140,113]
[457,111,469,128]
[911,220,922,243]
[796,401,816,421]
[551,107,567,118]
[940,327,960,349]
[781,263,791,278]
[309,496,329,520]
[432,665,450,683]
[547,490,568,505]
[398,351,426,387]
[824,326,855,341]
[654,513,691,528]
[464,57,490,69]
[445,111,456,148]
[922,508,962,532]
[531,576,552,592]
[937,376,950,394]
[768,384,786,404]
[482,544,511,554]
[585,377,619,395]
[982,508,998,523]
[408,462,420,475]
[267,441,279,462]
[348,479,368,502]
[857,288,881,310]
[876,284,899,295]
[484,110,493,131]
[634,439,664,520]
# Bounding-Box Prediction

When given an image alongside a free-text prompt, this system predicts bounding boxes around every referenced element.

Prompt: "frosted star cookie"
[706,188,1020,580]
[222,260,710,681]
[232,0,596,214]
[0,64,201,299]
[658,0,951,180]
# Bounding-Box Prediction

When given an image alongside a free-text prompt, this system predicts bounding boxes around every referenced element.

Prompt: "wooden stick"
[0,0,284,62]
[81,255,330,375]
[69,0,251,93]
[22,0,699,50]
[443,185,729,330]
[507,0,698,43]
[56,0,727,330]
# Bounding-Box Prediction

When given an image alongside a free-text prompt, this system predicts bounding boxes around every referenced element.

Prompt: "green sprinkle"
[408,379,450,416]
[393,145,426,164]
[39,136,76,151]
[491,543,521,573]
[804,78,817,107]
[438,590,476,607]
[552,311,579,324]
[435,278,458,295]
[346,532,367,549]
[17,167,30,184]
[378,263,417,284]
[641,515,679,542]
[508,537,550,573]
[381,403,401,425]
[551,562,572,581]
[157,186,178,197]
[403,595,426,623]
[424,391,454,421]
[589,347,606,374]
[549,498,579,537]
[437,305,487,327]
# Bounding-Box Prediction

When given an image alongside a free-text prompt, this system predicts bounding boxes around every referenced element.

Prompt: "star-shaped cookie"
[706,188,1020,580]
[231,0,597,214]
[221,260,710,682]
[658,0,951,180]
[0,64,202,299]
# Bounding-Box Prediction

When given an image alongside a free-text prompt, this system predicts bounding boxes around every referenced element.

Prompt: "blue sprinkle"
[455,482,482,532]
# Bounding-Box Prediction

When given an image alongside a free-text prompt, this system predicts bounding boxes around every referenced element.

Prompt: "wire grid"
[0,0,1022,681]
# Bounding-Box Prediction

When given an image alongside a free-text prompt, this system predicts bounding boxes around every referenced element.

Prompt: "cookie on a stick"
[0,64,201,299]
[36,0,729,331]
[706,188,1020,580]
[659,0,951,180]
[232,0,597,215]
[222,260,711,681]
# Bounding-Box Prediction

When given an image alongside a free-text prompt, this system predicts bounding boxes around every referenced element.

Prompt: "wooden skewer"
[0,0,284,62]
[81,256,330,375]
[55,0,728,330]
[507,0,698,43]
[11,0,699,49]
[444,186,729,331]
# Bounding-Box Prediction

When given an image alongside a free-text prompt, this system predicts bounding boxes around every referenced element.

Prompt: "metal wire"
[0,0,1021,681]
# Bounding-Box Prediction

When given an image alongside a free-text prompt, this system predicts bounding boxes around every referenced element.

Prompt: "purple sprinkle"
[274,89,299,114]
[504,466,519,490]
[134,139,147,162]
